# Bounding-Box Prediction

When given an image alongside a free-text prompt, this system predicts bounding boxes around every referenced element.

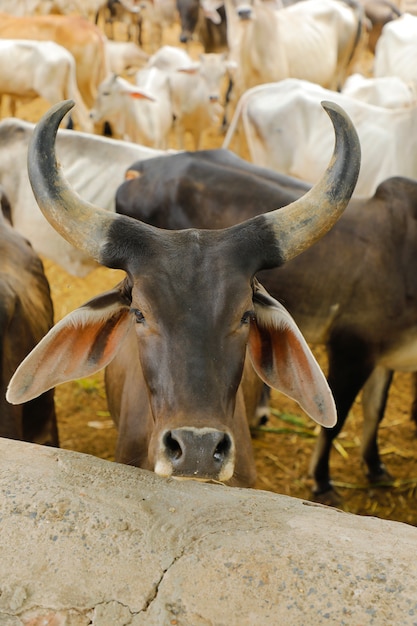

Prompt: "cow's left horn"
[27,100,127,265]
[260,100,361,264]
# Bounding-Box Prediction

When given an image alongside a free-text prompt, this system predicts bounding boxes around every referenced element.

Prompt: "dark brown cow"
[7,99,360,487]
[0,189,58,446]
[117,149,310,229]
[115,150,417,501]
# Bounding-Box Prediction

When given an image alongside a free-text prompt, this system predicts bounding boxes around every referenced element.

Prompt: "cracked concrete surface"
[0,437,416,625]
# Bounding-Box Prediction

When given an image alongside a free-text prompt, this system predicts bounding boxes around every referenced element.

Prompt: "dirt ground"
[11,17,417,527]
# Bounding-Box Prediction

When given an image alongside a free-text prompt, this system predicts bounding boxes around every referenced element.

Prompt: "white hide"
[90,71,173,149]
[0,117,166,276]
[222,0,364,98]
[374,12,417,84]
[342,73,417,108]
[223,77,417,198]
[105,39,149,75]
[0,39,92,132]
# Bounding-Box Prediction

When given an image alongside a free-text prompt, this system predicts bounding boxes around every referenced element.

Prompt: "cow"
[0,188,58,447]
[223,77,417,197]
[115,149,417,501]
[0,12,109,108]
[168,52,236,149]
[6,98,361,487]
[176,0,229,53]
[145,46,236,149]
[341,72,417,107]
[105,39,149,75]
[0,39,93,133]
[374,12,417,84]
[136,0,179,52]
[360,0,402,54]
[96,0,143,45]
[0,116,165,276]
[222,0,365,106]
[145,44,193,71]
[117,148,310,227]
[90,71,173,149]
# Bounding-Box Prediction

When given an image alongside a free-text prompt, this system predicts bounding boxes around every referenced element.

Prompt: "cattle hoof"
[311,486,342,507]
[366,465,394,486]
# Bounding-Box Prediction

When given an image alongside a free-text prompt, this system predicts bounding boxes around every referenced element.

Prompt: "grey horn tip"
[320,100,345,116]
[320,100,351,124]
[42,99,75,126]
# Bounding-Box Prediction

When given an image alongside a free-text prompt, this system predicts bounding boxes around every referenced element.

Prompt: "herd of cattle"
[1,0,417,506]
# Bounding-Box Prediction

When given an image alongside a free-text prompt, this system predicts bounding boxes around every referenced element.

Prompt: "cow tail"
[222,83,274,153]
[340,0,367,85]
[64,57,92,133]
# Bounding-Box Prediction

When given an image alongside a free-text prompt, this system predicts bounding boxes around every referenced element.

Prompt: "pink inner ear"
[128,91,154,101]
[178,67,199,75]
[6,305,133,405]
[248,316,337,428]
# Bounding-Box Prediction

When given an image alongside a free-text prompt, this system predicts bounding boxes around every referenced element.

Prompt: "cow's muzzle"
[237,7,252,20]
[154,427,235,482]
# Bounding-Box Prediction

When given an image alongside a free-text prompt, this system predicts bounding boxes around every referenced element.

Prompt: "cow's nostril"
[163,431,183,462]
[237,8,252,20]
[213,433,232,463]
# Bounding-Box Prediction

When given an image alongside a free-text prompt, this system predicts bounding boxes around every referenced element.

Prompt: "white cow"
[374,12,417,84]
[145,44,193,72]
[105,39,149,75]
[0,39,93,132]
[0,12,110,109]
[223,77,417,197]
[0,117,166,276]
[97,0,142,43]
[135,0,178,52]
[90,71,174,149]
[342,73,417,108]
[147,46,235,149]
[168,52,235,149]
[222,0,365,99]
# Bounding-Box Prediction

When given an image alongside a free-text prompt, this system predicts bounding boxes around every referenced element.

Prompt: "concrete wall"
[0,437,416,625]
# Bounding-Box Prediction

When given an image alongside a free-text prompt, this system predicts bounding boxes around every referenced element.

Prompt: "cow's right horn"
[255,100,361,268]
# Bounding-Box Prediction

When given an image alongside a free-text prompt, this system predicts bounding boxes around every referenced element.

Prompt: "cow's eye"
[132,308,145,323]
[241,311,254,325]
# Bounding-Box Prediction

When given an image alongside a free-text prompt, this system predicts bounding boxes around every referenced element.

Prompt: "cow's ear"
[248,284,336,428]
[126,88,155,101]
[177,64,200,75]
[6,288,133,405]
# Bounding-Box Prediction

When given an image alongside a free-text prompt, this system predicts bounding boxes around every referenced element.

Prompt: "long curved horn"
[27,99,129,265]
[259,100,361,265]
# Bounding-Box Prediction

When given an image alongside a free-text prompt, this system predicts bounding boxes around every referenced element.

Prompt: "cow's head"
[7,100,360,484]
[89,74,154,126]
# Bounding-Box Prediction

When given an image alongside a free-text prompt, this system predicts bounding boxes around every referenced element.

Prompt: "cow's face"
[127,235,254,480]
[230,0,255,21]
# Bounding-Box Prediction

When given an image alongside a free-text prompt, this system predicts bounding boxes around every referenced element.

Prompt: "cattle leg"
[22,391,59,447]
[309,335,374,503]
[221,76,234,131]
[361,365,394,484]
[410,372,417,433]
